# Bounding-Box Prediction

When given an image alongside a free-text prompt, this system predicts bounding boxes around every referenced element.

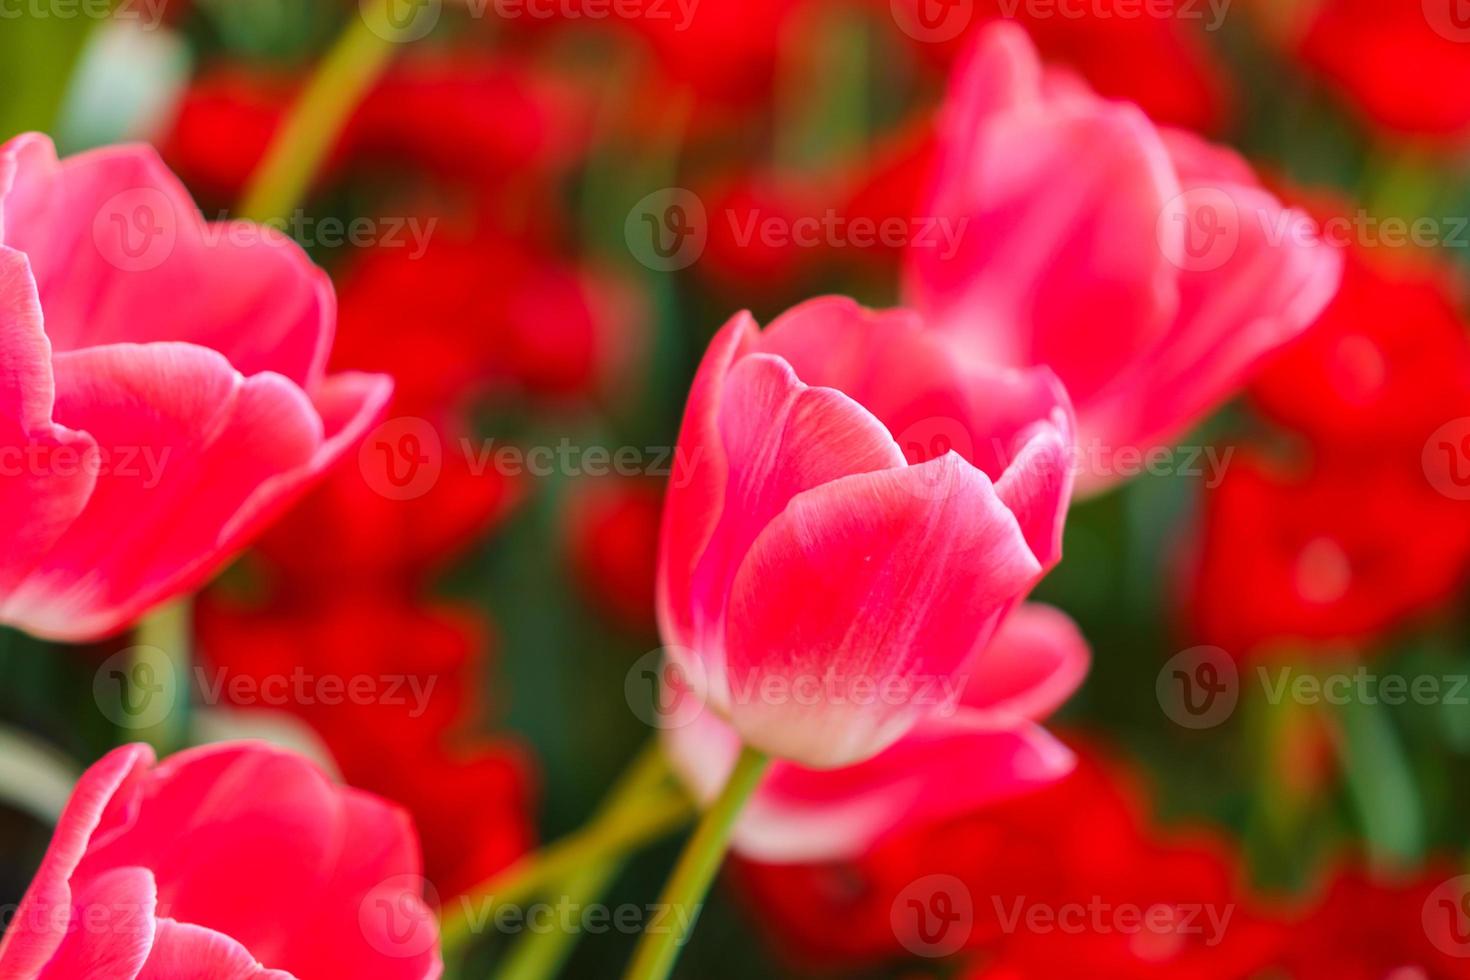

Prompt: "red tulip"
[657,295,1074,768]
[1186,450,1470,657]
[0,134,389,641]
[0,742,441,979]
[906,23,1341,492]
[1296,0,1470,140]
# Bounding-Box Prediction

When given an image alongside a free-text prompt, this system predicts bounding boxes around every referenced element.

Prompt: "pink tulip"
[664,603,1089,861]
[656,296,1075,769]
[905,23,1342,493]
[0,741,441,980]
[0,133,390,641]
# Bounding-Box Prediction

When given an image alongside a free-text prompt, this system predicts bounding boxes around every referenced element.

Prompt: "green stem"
[440,789,695,953]
[132,599,191,754]
[490,741,673,980]
[623,745,769,980]
[236,5,409,223]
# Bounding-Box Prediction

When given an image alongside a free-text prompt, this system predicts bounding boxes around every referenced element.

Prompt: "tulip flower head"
[0,741,441,979]
[656,296,1076,769]
[906,22,1342,493]
[0,134,390,641]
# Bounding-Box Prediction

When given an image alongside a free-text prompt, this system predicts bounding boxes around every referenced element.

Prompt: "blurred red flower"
[564,475,663,631]
[253,413,520,593]
[1271,866,1470,979]
[889,0,1233,132]
[1294,0,1470,140]
[735,742,1281,975]
[195,591,536,899]
[161,55,588,204]
[1186,451,1470,657]
[1252,247,1470,453]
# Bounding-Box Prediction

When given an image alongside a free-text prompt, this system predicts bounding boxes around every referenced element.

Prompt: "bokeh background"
[4,0,1470,976]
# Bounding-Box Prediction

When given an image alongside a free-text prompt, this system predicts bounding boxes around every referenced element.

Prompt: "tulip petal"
[907,26,1182,400]
[79,744,348,971]
[685,351,905,704]
[0,346,388,641]
[656,310,759,653]
[0,344,319,639]
[0,247,99,598]
[758,296,1075,487]
[0,743,154,977]
[1081,181,1342,468]
[960,603,1090,722]
[0,133,331,389]
[41,867,158,980]
[723,454,1043,768]
[665,707,1075,863]
[139,920,295,980]
[993,413,1074,572]
[277,791,442,980]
